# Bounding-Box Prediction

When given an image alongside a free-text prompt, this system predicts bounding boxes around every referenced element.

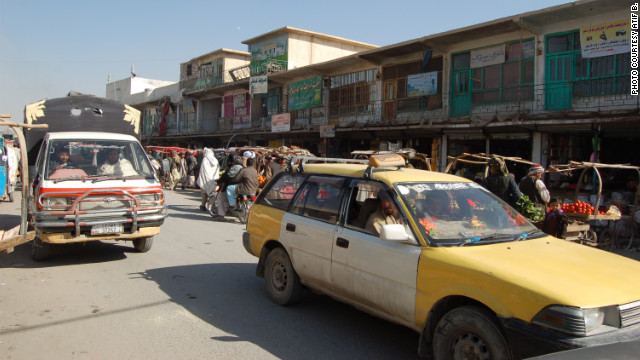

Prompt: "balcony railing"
[143,82,638,139]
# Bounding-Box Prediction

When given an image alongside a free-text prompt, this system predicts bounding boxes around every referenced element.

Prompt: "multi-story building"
[110,0,638,173]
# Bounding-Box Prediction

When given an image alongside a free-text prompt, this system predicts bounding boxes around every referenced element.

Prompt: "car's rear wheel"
[265,247,302,305]
[133,236,154,252]
[433,305,511,360]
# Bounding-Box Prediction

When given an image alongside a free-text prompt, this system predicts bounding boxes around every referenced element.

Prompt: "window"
[384,58,444,112]
[45,139,153,180]
[345,180,387,233]
[329,69,377,117]
[258,173,306,210]
[186,64,193,77]
[290,176,346,223]
[465,39,535,106]
[548,30,631,97]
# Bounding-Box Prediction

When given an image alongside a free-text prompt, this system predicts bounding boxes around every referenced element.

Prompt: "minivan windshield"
[45,139,155,181]
[395,181,541,246]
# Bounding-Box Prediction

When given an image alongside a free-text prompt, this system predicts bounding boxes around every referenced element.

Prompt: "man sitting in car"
[48,146,76,175]
[98,148,137,176]
[365,191,405,236]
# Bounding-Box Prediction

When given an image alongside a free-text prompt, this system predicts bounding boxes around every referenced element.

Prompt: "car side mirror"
[380,224,413,243]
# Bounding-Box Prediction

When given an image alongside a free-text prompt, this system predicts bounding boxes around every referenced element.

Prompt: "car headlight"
[532,305,618,336]
[42,197,69,209]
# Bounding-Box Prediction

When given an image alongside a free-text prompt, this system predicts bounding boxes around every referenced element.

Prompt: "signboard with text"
[271,113,290,133]
[407,72,438,97]
[471,44,506,68]
[581,19,631,58]
[288,76,322,111]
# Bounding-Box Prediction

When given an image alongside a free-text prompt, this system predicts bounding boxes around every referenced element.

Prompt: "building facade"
[109,0,638,174]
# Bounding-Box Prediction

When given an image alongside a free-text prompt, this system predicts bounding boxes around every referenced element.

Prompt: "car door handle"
[286,223,296,232]
[336,237,349,248]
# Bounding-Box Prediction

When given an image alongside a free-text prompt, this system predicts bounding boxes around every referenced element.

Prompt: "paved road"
[0,189,421,360]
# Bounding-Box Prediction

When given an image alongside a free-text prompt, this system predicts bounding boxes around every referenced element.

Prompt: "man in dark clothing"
[482,156,522,208]
[230,157,259,198]
[270,155,286,176]
[187,151,198,188]
[519,164,550,212]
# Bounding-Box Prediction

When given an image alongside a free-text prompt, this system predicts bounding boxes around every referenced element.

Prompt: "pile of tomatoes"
[558,200,606,215]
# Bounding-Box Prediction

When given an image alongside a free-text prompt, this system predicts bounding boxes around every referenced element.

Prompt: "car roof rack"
[288,156,368,173]
[288,154,407,179]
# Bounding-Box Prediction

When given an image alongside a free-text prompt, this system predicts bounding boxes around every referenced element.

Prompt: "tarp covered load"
[24,93,141,158]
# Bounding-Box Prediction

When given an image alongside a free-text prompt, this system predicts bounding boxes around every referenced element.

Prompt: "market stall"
[545,161,640,250]
[444,152,535,181]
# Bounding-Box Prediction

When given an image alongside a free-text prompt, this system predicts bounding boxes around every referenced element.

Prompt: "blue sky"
[1,0,571,129]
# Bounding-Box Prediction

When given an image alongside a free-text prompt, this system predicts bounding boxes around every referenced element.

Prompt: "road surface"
[0,189,421,360]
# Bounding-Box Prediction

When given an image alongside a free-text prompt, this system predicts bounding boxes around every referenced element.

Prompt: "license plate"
[91,223,123,235]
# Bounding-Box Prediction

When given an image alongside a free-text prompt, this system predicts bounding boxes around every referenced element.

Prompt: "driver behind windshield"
[97,148,137,176]
[48,146,76,175]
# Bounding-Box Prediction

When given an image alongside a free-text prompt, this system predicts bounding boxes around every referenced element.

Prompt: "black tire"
[264,247,302,306]
[433,306,511,360]
[207,192,219,218]
[598,228,614,251]
[31,236,50,261]
[133,236,154,252]
[581,229,597,245]
[236,201,249,224]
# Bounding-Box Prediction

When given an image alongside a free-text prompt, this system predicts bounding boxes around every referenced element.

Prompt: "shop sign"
[580,19,630,58]
[407,71,438,97]
[288,76,322,111]
[271,113,290,133]
[319,125,335,138]
[471,44,506,68]
[250,76,268,94]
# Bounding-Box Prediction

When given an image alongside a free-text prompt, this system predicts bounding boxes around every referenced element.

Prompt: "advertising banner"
[319,125,335,138]
[580,19,631,58]
[271,113,290,133]
[250,76,268,94]
[288,76,322,111]
[407,71,438,97]
[470,44,506,68]
[249,35,288,75]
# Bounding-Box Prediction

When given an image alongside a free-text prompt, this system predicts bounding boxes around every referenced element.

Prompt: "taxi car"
[242,154,640,360]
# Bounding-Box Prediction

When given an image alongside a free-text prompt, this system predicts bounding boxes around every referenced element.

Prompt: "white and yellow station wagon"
[242,154,640,360]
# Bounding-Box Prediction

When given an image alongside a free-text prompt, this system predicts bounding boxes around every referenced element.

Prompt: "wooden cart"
[546,161,640,251]
[0,116,47,253]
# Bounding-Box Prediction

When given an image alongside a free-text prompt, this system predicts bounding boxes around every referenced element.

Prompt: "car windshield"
[395,181,540,246]
[45,139,155,181]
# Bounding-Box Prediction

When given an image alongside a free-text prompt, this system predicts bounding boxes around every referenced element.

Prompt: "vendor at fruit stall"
[518,164,550,213]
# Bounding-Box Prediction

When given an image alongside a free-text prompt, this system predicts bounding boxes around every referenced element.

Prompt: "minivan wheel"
[433,306,511,360]
[265,247,302,305]
[31,236,50,261]
[133,236,154,252]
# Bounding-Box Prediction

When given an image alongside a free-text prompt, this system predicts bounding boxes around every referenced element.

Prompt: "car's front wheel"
[433,305,511,360]
[264,247,302,305]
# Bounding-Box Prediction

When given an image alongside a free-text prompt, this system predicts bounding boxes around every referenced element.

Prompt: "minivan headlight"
[532,305,613,336]
[135,193,160,204]
[42,197,69,209]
